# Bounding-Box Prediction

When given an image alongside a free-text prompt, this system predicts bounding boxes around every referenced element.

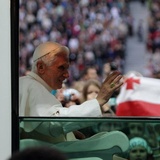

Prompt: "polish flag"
[116,75,160,116]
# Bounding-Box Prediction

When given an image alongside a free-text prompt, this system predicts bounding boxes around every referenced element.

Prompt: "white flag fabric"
[116,75,160,116]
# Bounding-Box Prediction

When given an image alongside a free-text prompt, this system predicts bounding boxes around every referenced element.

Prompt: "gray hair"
[31,51,58,73]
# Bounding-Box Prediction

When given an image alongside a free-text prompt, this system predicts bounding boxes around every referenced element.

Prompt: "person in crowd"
[127,122,145,139]
[127,137,153,160]
[8,146,68,160]
[81,66,100,81]
[57,87,81,108]
[19,41,129,160]
[145,123,160,159]
[71,80,85,99]
[81,79,113,115]
[137,19,144,42]
[102,62,112,81]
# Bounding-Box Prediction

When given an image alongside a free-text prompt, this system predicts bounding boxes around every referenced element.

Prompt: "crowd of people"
[19,0,132,82]
[145,0,160,78]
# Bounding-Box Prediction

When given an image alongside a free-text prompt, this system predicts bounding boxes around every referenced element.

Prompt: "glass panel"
[19,117,160,160]
[19,0,160,118]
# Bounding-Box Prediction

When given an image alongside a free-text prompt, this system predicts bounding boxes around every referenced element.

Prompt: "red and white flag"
[116,75,160,116]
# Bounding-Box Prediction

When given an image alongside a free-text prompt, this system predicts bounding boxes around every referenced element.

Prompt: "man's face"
[42,54,69,89]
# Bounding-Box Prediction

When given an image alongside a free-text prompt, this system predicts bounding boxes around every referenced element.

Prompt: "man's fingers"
[103,71,121,83]
[110,77,123,90]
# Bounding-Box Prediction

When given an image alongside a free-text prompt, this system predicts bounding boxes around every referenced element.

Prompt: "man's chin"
[52,84,61,90]
[57,83,63,89]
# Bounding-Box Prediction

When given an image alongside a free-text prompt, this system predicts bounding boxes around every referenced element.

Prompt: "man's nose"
[63,71,69,78]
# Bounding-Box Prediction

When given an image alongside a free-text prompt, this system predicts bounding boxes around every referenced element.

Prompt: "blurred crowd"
[19,0,132,82]
[145,0,160,78]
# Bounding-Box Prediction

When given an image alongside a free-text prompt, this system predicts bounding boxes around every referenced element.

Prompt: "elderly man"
[19,41,123,117]
[19,41,128,160]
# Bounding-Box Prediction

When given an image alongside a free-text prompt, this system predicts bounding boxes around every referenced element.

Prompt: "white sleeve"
[58,99,102,117]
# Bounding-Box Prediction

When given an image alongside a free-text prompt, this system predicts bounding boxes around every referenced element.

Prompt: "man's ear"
[37,61,46,74]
